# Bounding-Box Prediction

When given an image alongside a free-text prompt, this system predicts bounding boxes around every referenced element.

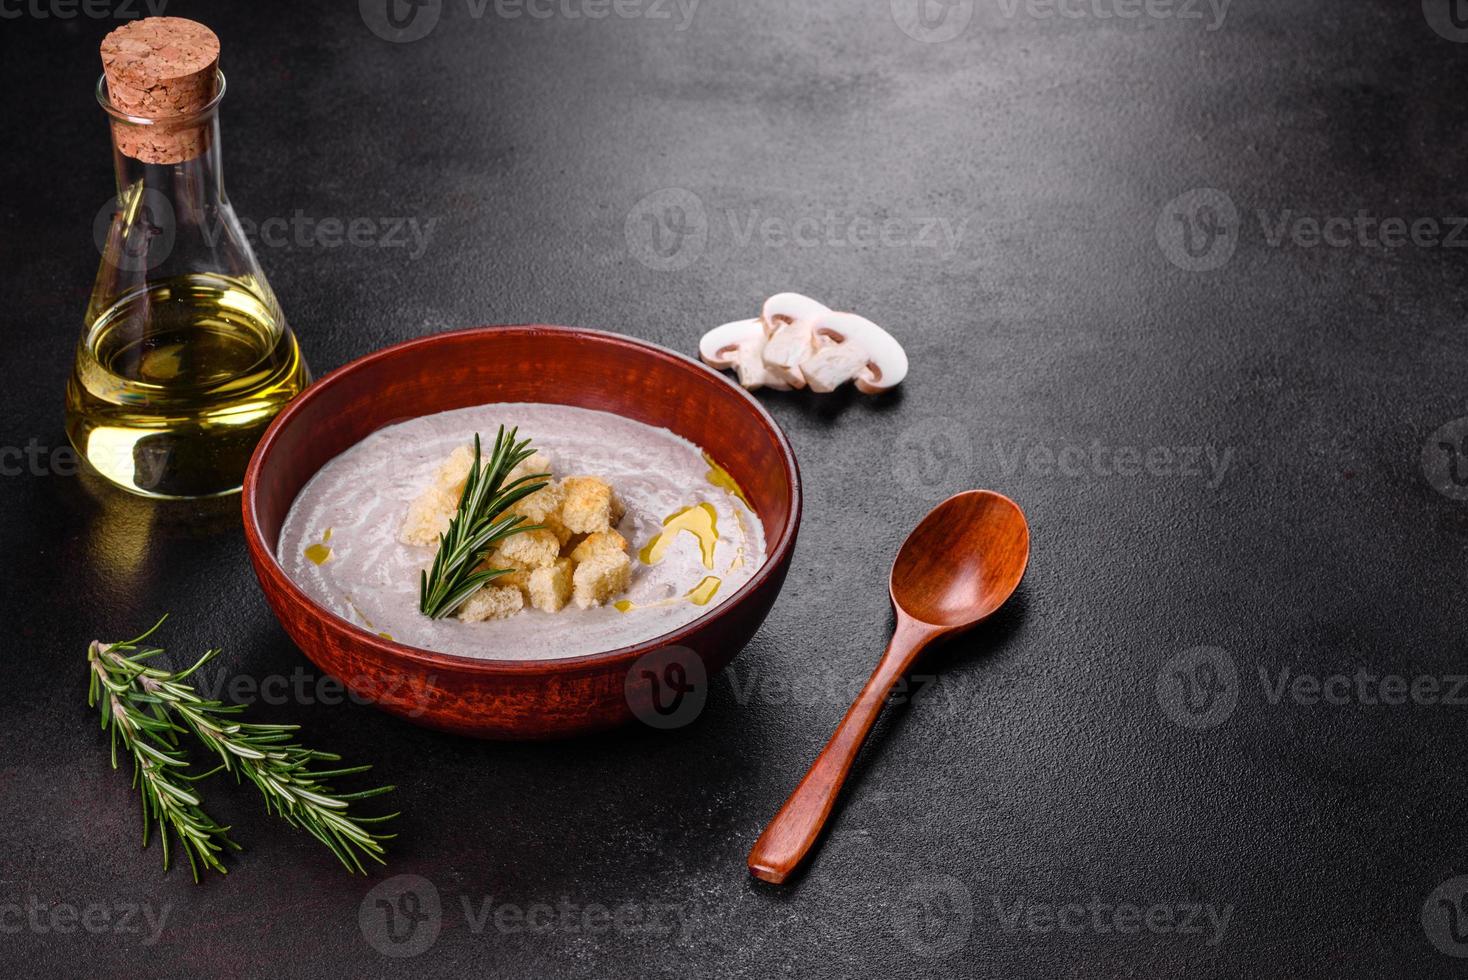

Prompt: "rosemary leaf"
[88,622,396,880]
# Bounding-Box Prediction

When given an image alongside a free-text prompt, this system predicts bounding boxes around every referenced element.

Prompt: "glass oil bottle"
[67,17,308,498]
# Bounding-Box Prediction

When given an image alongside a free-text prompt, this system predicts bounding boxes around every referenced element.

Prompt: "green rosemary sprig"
[419,427,550,619]
[88,621,397,881]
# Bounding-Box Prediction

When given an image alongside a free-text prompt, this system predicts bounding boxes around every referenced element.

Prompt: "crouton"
[572,551,632,609]
[507,479,570,545]
[528,558,575,613]
[569,529,628,564]
[435,444,478,492]
[559,476,625,534]
[492,566,531,596]
[509,479,562,522]
[400,486,456,547]
[493,528,561,570]
[457,585,524,622]
[537,512,575,547]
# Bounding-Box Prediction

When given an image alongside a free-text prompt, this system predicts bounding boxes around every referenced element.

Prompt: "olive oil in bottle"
[66,273,307,498]
[69,17,308,498]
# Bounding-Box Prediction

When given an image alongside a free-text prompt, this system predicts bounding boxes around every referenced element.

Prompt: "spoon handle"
[747,615,938,884]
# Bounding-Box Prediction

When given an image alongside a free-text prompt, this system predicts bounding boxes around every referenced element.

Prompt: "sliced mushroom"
[809,311,908,394]
[699,317,764,369]
[702,298,907,395]
[699,318,799,390]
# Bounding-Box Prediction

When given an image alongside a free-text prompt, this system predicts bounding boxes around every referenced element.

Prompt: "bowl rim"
[242,324,803,677]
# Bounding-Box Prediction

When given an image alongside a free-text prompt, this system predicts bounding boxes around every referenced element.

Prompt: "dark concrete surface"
[4,0,1468,976]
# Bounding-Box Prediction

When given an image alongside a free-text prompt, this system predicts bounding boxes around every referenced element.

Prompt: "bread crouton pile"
[400,445,632,621]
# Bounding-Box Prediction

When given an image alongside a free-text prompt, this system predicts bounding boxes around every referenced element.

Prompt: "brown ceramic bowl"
[242,326,801,739]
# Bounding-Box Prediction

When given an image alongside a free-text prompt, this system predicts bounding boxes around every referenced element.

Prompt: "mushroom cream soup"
[277,403,766,660]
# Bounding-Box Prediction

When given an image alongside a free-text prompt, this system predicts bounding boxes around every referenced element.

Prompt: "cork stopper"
[100,17,221,165]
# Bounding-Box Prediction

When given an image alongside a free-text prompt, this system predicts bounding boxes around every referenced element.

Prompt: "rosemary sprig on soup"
[415,428,551,619]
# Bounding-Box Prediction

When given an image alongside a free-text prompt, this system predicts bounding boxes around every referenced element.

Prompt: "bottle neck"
[110,113,226,213]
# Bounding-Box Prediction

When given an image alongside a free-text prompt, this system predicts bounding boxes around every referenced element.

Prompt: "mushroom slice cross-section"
[698,317,800,390]
[809,311,909,394]
[699,317,764,369]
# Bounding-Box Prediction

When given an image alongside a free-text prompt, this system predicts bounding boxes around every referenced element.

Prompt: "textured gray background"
[3,0,1468,976]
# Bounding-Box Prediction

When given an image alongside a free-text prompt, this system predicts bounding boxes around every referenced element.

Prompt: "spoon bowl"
[891,490,1031,628]
[748,490,1030,883]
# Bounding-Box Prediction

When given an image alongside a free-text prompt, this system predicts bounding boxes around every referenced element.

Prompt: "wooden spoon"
[747,490,1031,884]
